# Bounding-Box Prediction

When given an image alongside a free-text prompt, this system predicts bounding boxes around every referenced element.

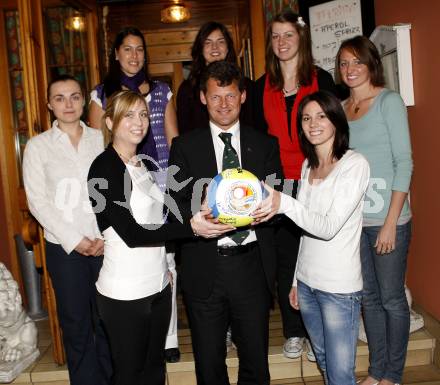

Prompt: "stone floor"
[9,310,440,385]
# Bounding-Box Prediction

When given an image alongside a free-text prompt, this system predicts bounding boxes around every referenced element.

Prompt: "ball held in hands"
[207,168,263,227]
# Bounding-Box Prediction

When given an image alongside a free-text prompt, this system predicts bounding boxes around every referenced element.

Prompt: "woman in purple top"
[89,26,178,191]
[88,26,181,363]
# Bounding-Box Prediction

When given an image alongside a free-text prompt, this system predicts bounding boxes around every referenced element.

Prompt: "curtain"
[5,10,28,178]
[44,6,89,92]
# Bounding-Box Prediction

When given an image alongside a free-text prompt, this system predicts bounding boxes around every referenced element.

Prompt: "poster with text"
[310,0,362,77]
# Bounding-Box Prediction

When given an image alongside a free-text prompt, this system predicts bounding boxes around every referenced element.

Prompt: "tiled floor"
[303,364,440,384]
[10,320,69,384]
[10,309,440,385]
[13,365,440,385]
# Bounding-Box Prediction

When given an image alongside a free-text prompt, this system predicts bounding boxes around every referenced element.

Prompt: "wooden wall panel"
[98,0,251,76]
[250,0,266,79]
[147,43,192,63]
[146,29,199,46]
[102,1,248,35]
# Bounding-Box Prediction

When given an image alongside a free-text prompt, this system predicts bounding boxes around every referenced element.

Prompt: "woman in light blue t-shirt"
[336,36,413,385]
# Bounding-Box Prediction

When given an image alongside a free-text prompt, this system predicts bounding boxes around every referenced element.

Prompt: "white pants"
[165,254,178,349]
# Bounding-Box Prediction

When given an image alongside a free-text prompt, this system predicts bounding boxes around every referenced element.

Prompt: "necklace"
[282,83,300,95]
[351,95,376,113]
[113,144,138,165]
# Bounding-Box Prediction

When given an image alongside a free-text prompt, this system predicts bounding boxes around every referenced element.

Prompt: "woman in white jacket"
[253,91,370,385]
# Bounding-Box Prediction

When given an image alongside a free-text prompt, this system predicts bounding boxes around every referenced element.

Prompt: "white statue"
[0,263,39,383]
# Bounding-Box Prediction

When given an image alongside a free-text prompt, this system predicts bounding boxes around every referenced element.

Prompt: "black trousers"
[276,181,306,339]
[45,241,112,385]
[185,246,271,385]
[97,285,172,385]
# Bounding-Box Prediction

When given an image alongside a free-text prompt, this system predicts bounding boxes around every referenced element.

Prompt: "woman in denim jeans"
[253,91,370,385]
[336,36,413,385]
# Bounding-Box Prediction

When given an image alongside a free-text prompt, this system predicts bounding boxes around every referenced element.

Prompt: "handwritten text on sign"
[310,0,362,77]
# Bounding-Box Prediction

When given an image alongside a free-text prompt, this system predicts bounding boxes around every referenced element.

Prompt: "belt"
[217,242,258,257]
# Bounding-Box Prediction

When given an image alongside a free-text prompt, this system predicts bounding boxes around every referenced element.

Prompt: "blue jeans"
[298,281,362,385]
[360,221,411,384]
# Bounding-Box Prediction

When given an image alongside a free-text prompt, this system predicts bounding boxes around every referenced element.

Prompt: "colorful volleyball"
[207,168,263,227]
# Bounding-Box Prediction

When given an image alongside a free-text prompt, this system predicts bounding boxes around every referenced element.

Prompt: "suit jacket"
[168,125,283,298]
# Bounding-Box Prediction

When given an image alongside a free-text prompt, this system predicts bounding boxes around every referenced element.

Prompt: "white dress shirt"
[278,150,370,293]
[96,162,170,300]
[209,121,257,246]
[23,121,103,254]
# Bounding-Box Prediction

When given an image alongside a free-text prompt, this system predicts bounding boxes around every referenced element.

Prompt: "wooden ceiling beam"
[61,0,97,12]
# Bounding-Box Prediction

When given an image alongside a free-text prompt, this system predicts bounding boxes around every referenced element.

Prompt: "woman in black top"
[176,21,254,134]
[88,90,232,385]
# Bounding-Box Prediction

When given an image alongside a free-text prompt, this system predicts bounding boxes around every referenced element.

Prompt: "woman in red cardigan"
[254,9,337,361]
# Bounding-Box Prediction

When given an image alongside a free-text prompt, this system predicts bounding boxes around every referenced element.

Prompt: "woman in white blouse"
[87,90,232,385]
[253,91,370,385]
[23,75,111,385]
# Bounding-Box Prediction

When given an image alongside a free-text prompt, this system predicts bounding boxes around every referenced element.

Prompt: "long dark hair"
[297,91,350,169]
[189,22,236,91]
[103,27,151,99]
[265,10,314,90]
[335,35,385,87]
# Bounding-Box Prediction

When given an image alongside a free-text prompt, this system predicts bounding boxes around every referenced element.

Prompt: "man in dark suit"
[168,61,283,385]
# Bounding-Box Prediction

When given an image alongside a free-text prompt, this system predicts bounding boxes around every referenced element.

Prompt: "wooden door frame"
[0,0,101,365]
[0,4,23,290]
[249,0,266,79]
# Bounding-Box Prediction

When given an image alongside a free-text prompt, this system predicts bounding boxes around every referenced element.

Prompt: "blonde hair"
[101,90,148,145]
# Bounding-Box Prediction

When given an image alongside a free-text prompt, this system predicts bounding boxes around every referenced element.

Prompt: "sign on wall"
[309,0,362,77]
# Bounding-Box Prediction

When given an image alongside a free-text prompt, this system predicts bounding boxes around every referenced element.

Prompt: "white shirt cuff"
[61,233,84,255]
[278,192,294,215]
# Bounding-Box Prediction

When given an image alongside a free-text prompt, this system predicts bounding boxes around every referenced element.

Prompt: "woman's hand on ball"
[191,209,235,238]
[252,183,281,223]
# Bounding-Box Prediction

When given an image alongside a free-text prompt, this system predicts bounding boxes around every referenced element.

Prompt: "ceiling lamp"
[161,2,190,24]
